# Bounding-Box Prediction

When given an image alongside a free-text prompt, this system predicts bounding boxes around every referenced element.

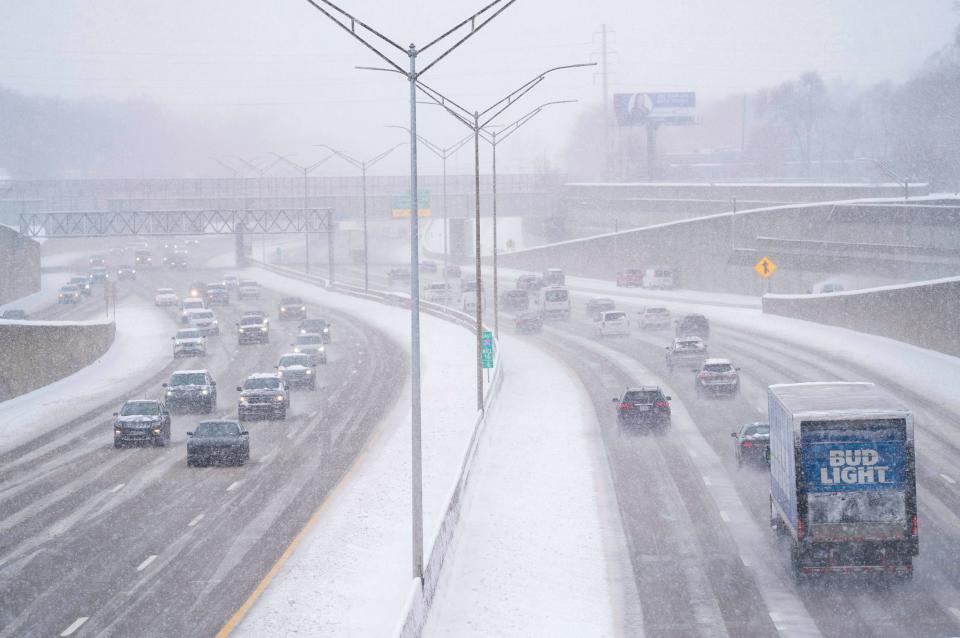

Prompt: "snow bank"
[233,266,478,638]
[423,333,639,637]
[0,299,171,454]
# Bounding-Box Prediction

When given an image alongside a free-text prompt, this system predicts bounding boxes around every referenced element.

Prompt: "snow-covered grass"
[0,299,171,454]
[422,333,639,637]
[234,266,478,637]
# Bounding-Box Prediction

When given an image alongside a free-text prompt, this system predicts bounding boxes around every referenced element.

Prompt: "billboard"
[391,190,431,218]
[613,92,696,126]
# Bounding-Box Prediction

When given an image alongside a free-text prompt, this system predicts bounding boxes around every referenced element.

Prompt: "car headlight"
[201,389,209,395]
[275,395,284,401]
[299,306,305,311]
[294,347,301,353]
[261,327,268,332]
[280,307,287,312]
[166,390,173,396]
[305,369,312,375]
[239,396,248,404]
[152,428,161,434]
[319,346,325,352]
[323,327,329,333]
[300,329,306,334]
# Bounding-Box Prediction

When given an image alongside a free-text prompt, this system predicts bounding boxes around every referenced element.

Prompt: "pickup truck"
[768,382,918,580]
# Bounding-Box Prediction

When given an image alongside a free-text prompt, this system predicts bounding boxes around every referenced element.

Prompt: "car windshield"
[193,311,214,319]
[279,355,312,367]
[207,285,225,291]
[183,300,203,308]
[297,335,322,345]
[281,297,303,305]
[240,280,258,287]
[244,377,280,390]
[177,329,201,339]
[646,308,669,315]
[170,373,207,386]
[158,288,174,294]
[744,425,770,437]
[703,363,734,373]
[195,421,240,437]
[69,277,86,284]
[676,339,703,349]
[240,317,262,326]
[61,286,76,292]
[120,401,160,416]
[301,320,327,330]
[683,316,708,327]
[605,312,627,320]
[624,390,661,403]
[545,290,568,302]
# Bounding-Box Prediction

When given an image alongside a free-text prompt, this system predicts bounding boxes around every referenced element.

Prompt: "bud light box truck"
[768,382,918,580]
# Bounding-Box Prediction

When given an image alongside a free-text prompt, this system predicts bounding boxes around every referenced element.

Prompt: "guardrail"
[246,259,504,638]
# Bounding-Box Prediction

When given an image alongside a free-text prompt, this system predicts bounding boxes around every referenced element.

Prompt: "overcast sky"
[0,0,955,176]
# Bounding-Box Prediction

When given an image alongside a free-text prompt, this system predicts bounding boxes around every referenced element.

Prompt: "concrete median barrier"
[0,320,115,400]
[762,276,960,357]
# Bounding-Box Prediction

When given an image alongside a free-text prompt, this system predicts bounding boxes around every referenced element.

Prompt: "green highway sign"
[481,330,494,369]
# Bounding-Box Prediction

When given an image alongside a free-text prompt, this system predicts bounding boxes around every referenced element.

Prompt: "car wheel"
[187,458,194,467]
[114,440,122,449]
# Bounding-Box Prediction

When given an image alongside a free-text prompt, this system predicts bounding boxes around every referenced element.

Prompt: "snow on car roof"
[247,372,281,379]
[702,358,732,365]
[172,369,209,375]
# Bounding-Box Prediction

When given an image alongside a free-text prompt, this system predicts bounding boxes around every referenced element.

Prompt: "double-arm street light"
[385,126,474,281]
[409,64,594,409]
[271,153,337,277]
[479,100,577,339]
[301,0,517,581]
[315,142,407,291]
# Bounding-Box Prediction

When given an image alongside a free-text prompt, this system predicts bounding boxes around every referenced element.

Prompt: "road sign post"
[754,256,777,294]
[481,330,494,372]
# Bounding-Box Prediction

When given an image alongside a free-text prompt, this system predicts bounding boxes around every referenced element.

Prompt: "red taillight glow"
[912,515,918,536]
[797,518,805,539]
[654,401,669,408]
[741,441,753,448]
[618,403,630,410]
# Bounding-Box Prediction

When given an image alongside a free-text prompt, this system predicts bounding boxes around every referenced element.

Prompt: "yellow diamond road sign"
[754,256,777,279]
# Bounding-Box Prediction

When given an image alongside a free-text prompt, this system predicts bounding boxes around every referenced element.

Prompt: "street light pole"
[479,100,576,339]
[385,127,473,282]
[302,0,517,582]
[271,153,337,278]
[315,142,406,291]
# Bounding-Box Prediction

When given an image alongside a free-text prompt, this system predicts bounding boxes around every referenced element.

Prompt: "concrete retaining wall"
[0,226,41,305]
[762,277,960,357]
[0,320,115,400]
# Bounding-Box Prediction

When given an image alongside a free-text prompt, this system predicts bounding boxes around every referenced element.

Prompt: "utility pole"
[271,153,337,277]
[601,24,609,176]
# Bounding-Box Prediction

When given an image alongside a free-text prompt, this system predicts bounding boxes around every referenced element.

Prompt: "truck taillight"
[912,515,918,536]
[797,518,804,539]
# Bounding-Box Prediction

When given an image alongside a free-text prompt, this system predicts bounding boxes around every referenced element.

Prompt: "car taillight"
[654,401,669,408]
[741,441,753,448]
[797,518,804,539]
[912,515,918,536]
[618,403,630,410]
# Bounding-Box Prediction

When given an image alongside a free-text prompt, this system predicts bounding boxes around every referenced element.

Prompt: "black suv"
[237,374,290,420]
[676,313,710,339]
[299,318,331,342]
[612,387,671,430]
[205,283,230,306]
[278,296,307,320]
[163,370,217,413]
[731,422,770,467]
[113,400,171,447]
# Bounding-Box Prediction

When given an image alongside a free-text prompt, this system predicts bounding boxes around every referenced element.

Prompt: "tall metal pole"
[304,168,310,275]
[473,111,483,411]
[408,43,424,582]
[601,24,609,177]
[362,163,369,291]
[442,154,448,277]
[491,130,500,339]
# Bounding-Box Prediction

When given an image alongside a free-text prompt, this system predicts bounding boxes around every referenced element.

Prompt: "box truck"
[768,382,917,580]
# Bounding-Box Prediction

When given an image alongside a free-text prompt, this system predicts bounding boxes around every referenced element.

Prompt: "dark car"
[1,309,28,320]
[89,256,106,267]
[205,283,230,306]
[676,313,710,339]
[163,370,217,413]
[613,387,671,431]
[585,297,616,321]
[542,268,565,287]
[238,315,270,345]
[299,318,331,342]
[237,373,289,421]
[665,336,708,372]
[695,358,740,398]
[293,333,327,364]
[134,250,153,268]
[279,296,307,320]
[90,267,109,283]
[616,268,644,287]
[500,289,530,313]
[167,251,189,270]
[514,311,543,334]
[515,274,542,291]
[276,352,318,390]
[187,420,249,467]
[419,259,438,273]
[116,265,137,280]
[58,285,82,304]
[113,400,171,447]
[388,268,411,285]
[68,275,93,296]
[731,422,770,467]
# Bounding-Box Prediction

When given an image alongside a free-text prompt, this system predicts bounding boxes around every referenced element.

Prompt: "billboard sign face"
[613,92,696,126]
[391,190,431,218]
